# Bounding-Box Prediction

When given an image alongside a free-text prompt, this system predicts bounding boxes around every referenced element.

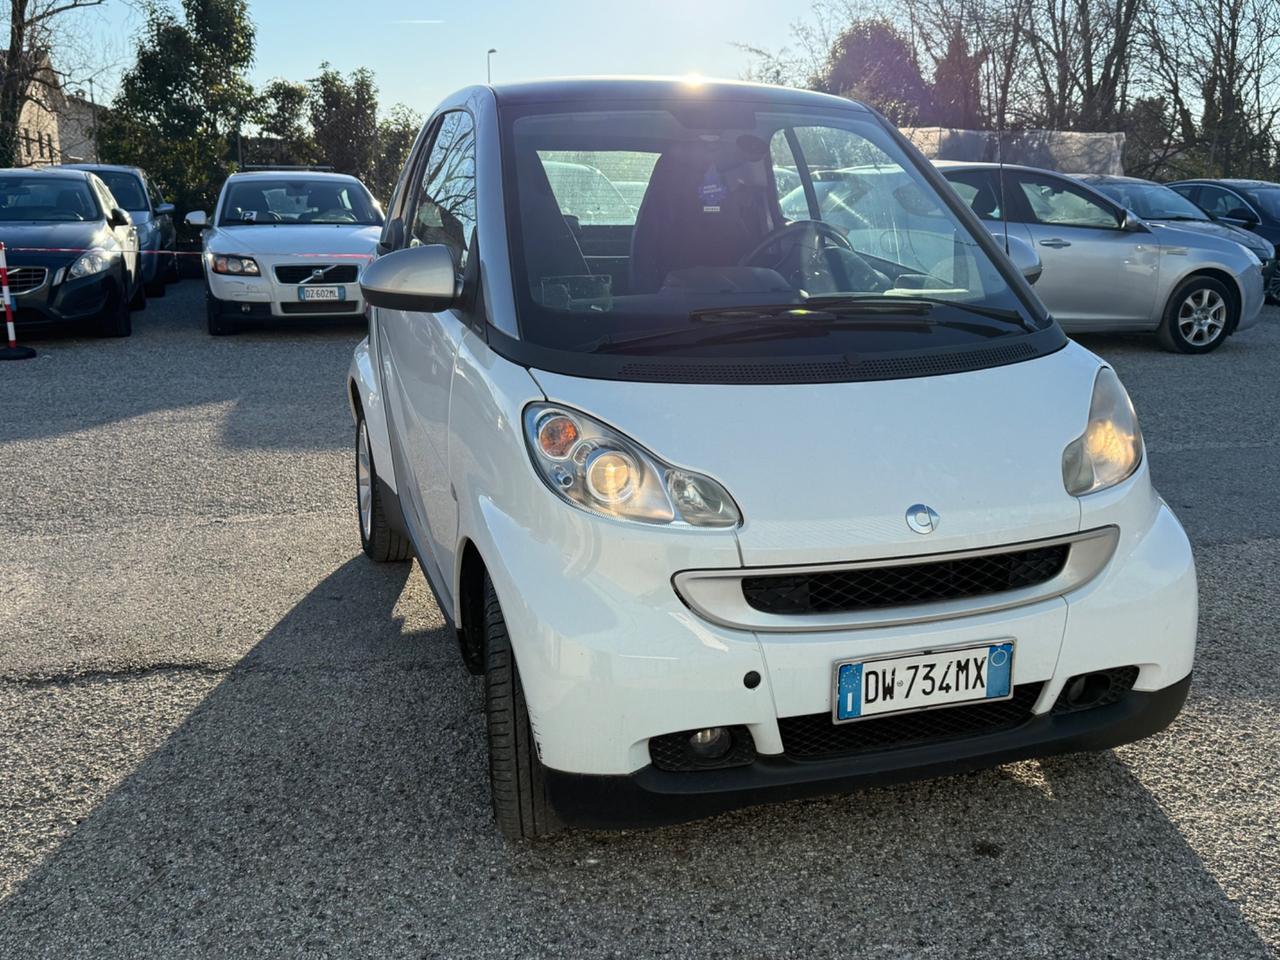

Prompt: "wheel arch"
[454,538,488,675]
[348,337,397,494]
[1166,267,1243,334]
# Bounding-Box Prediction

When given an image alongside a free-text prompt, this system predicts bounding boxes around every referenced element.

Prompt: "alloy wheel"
[1177,288,1227,346]
[357,419,373,540]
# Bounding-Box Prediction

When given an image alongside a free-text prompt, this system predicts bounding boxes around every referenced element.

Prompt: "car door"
[377,110,478,586]
[1010,170,1159,328]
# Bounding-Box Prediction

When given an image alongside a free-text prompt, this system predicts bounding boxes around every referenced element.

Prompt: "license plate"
[832,642,1014,723]
[298,285,343,301]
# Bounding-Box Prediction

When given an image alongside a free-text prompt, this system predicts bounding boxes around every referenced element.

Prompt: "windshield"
[92,170,148,212]
[501,101,1045,361]
[218,178,382,226]
[0,176,100,222]
[1089,180,1207,221]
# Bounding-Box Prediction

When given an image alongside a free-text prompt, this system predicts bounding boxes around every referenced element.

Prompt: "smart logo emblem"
[906,503,940,535]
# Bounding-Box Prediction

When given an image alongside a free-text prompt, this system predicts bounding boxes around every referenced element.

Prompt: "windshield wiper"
[803,294,1029,327]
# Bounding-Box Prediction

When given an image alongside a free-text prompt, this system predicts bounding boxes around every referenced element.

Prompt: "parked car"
[1167,178,1280,302]
[1075,173,1277,301]
[0,166,144,337]
[348,78,1195,839]
[58,163,178,296]
[938,161,1265,352]
[186,170,383,335]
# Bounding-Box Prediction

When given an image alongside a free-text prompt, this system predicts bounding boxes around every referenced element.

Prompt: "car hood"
[206,224,381,258]
[531,341,1101,566]
[1149,219,1271,257]
[0,220,109,266]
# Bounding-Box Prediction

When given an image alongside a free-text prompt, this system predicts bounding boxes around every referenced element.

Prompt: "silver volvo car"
[931,162,1265,353]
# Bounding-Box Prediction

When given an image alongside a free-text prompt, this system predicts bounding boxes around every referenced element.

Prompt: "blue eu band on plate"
[833,642,1015,723]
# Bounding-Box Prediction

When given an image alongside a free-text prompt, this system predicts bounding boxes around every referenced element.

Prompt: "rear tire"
[484,576,562,841]
[206,292,237,336]
[1157,276,1234,354]
[97,290,132,338]
[356,413,411,562]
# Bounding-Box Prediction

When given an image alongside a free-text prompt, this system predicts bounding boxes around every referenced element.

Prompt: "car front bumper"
[1236,261,1266,330]
[544,673,1191,828]
[479,456,1196,822]
[206,261,365,320]
[9,264,118,327]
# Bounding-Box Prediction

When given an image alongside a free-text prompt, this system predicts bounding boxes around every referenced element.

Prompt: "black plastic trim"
[543,673,1191,829]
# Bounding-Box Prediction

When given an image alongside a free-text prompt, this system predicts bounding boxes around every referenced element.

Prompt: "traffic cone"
[0,242,36,360]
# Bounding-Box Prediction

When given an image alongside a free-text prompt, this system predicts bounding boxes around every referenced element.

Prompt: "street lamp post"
[487,48,497,84]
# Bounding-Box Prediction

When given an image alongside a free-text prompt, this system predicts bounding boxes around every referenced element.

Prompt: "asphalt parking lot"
[0,281,1277,959]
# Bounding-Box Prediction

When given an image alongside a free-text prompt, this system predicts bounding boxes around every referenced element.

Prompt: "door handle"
[1039,238,1071,248]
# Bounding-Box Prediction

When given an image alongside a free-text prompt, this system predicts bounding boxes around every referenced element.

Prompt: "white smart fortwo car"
[347,79,1197,839]
[187,170,383,335]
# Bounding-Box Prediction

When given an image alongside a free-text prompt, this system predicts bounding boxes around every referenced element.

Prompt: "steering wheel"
[737,219,851,270]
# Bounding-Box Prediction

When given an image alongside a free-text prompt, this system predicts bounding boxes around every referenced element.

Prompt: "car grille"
[4,266,47,294]
[778,683,1045,760]
[280,300,362,315]
[741,544,1071,616]
[274,264,360,284]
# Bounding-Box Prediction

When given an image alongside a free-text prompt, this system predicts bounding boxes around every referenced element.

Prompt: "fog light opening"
[688,726,732,761]
[1064,672,1113,708]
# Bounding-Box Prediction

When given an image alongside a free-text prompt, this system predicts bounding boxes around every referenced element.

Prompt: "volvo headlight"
[67,247,114,278]
[523,403,741,528]
[1062,367,1143,495]
[212,254,260,276]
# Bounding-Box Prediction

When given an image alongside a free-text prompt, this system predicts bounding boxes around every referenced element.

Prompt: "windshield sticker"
[699,166,726,213]
[241,209,257,222]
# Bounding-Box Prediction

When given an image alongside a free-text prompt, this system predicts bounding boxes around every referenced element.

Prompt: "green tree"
[99,0,255,215]
[308,64,378,182]
[812,18,931,126]
[371,103,421,203]
[253,78,316,167]
[930,26,985,129]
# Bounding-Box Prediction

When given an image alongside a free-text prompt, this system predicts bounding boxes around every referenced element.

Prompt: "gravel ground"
[0,281,1276,959]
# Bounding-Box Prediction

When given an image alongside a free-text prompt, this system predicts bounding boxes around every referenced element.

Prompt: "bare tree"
[2,0,109,167]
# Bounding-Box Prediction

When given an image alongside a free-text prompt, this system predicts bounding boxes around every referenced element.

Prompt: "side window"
[408,111,477,269]
[1014,174,1119,229]
[942,170,1004,221]
[1168,183,1199,206]
[1196,186,1247,219]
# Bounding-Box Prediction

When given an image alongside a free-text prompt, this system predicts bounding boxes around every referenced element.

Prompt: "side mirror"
[156,202,176,216]
[1003,234,1043,286]
[377,216,405,255]
[185,210,208,227]
[108,207,132,228]
[360,243,459,312]
[1120,210,1146,232]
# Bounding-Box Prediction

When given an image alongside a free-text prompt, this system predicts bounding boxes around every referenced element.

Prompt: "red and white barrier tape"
[0,246,373,259]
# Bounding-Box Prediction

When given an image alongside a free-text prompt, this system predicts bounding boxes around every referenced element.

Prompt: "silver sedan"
[937,161,1265,353]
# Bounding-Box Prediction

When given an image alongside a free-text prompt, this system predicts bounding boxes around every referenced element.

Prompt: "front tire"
[356,414,411,562]
[484,575,562,841]
[206,292,237,336]
[1158,276,1234,353]
[129,276,146,311]
[97,289,132,338]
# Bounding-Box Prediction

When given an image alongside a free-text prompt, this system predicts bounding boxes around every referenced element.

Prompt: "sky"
[80,0,803,119]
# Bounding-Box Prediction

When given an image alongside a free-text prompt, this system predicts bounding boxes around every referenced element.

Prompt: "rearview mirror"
[360,243,459,312]
[185,210,208,227]
[156,202,175,216]
[1003,235,1043,286]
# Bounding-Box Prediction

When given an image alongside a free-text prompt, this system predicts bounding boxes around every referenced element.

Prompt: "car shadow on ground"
[0,558,1271,958]
[0,280,366,452]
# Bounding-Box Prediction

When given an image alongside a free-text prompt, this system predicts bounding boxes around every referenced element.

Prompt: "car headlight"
[523,403,741,528]
[212,255,260,276]
[67,248,115,279]
[1242,245,1263,266]
[1062,367,1143,496]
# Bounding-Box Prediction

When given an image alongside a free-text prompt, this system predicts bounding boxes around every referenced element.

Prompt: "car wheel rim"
[1269,271,1280,300]
[1177,288,1226,346]
[357,421,373,538]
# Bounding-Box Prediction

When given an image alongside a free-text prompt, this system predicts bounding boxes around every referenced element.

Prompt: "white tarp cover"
[903,127,1126,175]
